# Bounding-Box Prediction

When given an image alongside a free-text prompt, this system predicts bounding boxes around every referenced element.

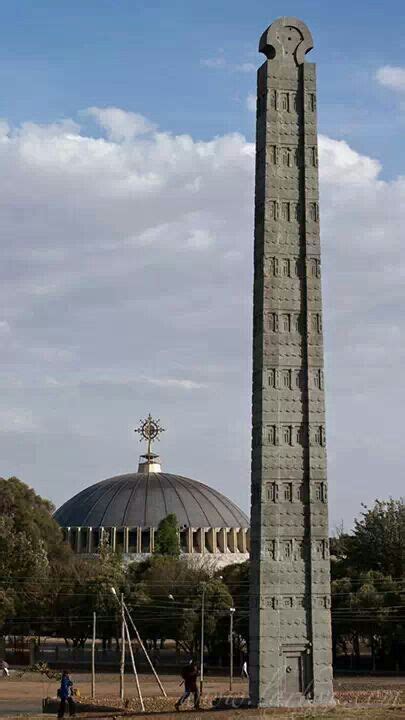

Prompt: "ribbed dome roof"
[54,473,249,529]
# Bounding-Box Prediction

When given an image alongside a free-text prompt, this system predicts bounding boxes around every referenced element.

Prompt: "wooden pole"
[120,593,125,701]
[91,612,96,699]
[229,608,235,692]
[123,599,167,697]
[124,619,144,712]
[200,584,205,696]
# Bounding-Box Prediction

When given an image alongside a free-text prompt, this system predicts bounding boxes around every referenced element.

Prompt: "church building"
[54,415,250,568]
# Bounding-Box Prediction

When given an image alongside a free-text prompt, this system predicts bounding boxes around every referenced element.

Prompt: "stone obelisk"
[249,17,334,707]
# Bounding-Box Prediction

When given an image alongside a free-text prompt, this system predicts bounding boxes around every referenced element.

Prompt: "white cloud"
[201,56,226,69]
[0,108,403,528]
[0,409,37,433]
[201,54,256,73]
[85,106,155,141]
[234,63,256,73]
[376,65,405,92]
[143,377,206,390]
[0,320,10,335]
[246,94,256,112]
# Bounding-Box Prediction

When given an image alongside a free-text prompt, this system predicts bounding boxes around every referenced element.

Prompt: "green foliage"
[331,499,405,669]
[0,476,73,634]
[153,513,180,556]
[125,555,233,657]
[220,561,249,645]
[350,499,405,578]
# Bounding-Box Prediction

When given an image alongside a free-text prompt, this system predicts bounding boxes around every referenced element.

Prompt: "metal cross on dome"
[134,413,165,457]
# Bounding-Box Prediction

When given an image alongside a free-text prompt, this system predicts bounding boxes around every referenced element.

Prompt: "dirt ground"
[1,672,405,719]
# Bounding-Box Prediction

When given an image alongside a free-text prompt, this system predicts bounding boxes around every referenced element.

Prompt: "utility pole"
[120,593,125,701]
[200,583,206,697]
[91,612,96,699]
[229,607,235,692]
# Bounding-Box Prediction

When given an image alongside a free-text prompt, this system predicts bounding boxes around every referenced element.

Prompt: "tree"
[220,561,249,648]
[154,514,180,556]
[349,499,405,578]
[0,477,73,636]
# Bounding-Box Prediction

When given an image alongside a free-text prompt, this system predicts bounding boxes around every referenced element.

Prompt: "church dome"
[54,472,249,530]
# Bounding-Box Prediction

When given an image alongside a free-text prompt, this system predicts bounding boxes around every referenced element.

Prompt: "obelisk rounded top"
[259,17,314,65]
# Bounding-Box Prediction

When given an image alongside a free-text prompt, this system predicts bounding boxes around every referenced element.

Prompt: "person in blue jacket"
[58,670,75,718]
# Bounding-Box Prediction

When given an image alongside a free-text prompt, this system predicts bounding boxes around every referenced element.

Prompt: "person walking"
[175,660,200,711]
[58,670,75,718]
[241,659,249,679]
[1,659,10,678]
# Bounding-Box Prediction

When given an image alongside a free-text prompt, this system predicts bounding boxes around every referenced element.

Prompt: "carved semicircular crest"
[259,17,314,65]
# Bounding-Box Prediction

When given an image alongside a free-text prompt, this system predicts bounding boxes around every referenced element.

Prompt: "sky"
[0,0,404,531]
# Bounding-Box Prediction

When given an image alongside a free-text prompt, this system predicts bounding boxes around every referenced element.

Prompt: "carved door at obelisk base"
[282,645,311,701]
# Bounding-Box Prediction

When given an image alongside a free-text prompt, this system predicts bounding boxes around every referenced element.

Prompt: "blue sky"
[0,1,404,528]
[0,0,403,175]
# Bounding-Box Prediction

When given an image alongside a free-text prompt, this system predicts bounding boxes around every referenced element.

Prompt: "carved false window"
[296,425,304,445]
[294,314,301,333]
[270,89,278,110]
[270,145,277,165]
[311,313,322,333]
[282,147,292,167]
[297,484,304,502]
[281,314,291,332]
[283,482,293,502]
[292,92,298,111]
[282,258,290,277]
[309,202,319,222]
[282,425,292,445]
[281,93,290,111]
[314,482,327,502]
[268,425,277,445]
[294,259,301,277]
[314,425,325,446]
[311,146,318,167]
[282,540,293,559]
[269,313,278,332]
[295,203,301,221]
[267,482,278,502]
[307,93,316,111]
[268,369,276,388]
[313,369,323,389]
[295,540,305,560]
[282,369,291,389]
[270,200,279,220]
[281,201,291,221]
[309,258,320,277]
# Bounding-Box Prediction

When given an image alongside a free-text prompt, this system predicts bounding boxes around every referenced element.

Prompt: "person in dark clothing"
[58,670,75,718]
[175,660,200,711]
